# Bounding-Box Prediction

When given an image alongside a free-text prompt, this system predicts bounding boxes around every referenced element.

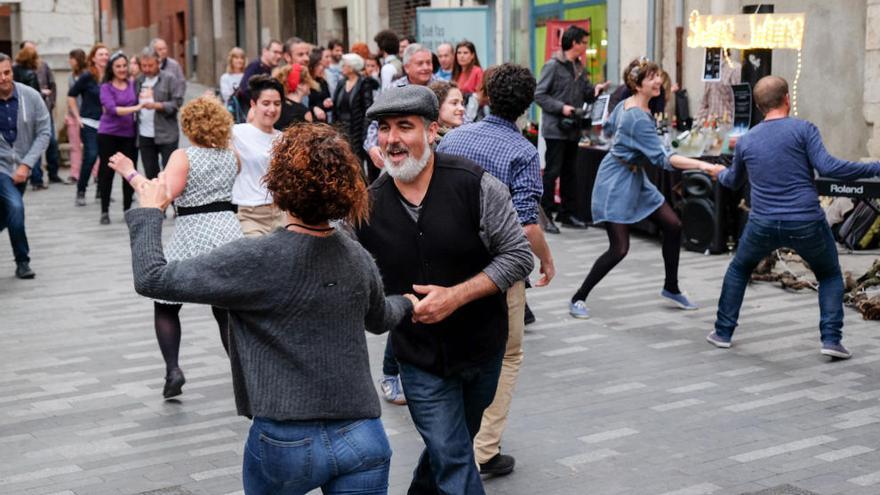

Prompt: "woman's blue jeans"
[243,416,391,495]
[715,218,844,345]
[76,125,99,194]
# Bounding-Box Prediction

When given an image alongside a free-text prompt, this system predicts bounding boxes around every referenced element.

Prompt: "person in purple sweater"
[97,51,142,225]
[707,76,880,359]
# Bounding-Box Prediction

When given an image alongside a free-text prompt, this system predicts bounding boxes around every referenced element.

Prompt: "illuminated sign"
[686,11,805,50]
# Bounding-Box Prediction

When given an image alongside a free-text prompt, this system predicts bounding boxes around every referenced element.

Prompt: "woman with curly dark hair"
[107,96,242,398]
[118,123,415,494]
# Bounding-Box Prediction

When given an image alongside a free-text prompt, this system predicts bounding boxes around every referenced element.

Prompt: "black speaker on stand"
[681,170,729,254]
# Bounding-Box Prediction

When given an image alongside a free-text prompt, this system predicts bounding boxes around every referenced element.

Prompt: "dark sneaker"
[544,217,560,234]
[379,375,406,405]
[75,192,86,207]
[524,303,536,325]
[480,453,515,476]
[100,213,110,225]
[706,331,731,349]
[49,176,63,184]
[163,368,186,398]
[15,261,35,279]
[821,343,852,360]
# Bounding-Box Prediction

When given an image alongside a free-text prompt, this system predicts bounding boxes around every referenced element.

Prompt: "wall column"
[865,0,880,159]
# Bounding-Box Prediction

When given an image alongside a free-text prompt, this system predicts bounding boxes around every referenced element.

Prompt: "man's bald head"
[754,76,789,115]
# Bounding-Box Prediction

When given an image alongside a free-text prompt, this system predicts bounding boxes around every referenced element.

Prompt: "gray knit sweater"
[125,208,412,420]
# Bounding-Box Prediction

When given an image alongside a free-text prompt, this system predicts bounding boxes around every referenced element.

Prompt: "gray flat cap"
[366,85,439,121]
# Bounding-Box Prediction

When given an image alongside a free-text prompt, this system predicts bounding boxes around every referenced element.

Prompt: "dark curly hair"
[265,124,369,226]
[373,30,400,57]
[623,57,660,92]
[484,63,534,121]
[248,74,284,103]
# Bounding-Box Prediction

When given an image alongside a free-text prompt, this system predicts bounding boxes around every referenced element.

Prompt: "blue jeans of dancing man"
[0,174,29,263]
[243,417,391,495]
[30,115,60,185]
[399,350,504,495]
[715,218,844,345]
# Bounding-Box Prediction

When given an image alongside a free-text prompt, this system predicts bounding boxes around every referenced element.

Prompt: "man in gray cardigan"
[136,48,184,179]
[535,25,609,233]
[0,54,51,279]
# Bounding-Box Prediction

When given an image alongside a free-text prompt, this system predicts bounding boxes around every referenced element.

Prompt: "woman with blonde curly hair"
[118,123,415,493]
[107,96,242,398]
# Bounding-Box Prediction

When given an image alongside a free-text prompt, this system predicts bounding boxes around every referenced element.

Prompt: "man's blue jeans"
[399,350,504,495]
[715,218,844,345]
[0,173,29,263]
[243,416,391,495]
[382,336,398,376]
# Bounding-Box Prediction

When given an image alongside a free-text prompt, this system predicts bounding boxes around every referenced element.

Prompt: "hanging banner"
[544,19,591,60]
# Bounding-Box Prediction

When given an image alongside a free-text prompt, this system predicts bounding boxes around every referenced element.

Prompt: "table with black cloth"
[573,145,737,238]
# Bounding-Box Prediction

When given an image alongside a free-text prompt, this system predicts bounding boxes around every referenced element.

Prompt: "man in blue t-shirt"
[706,75,880,359]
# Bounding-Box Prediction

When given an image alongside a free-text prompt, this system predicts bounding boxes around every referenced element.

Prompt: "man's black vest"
[357,153,508,377]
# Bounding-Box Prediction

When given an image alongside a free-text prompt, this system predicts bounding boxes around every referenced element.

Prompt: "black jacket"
[534,51,598,141]
[332,76,377,156]
[12,65,40,93]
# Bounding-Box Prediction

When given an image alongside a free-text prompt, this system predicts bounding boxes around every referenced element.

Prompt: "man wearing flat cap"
[355,85,534,494]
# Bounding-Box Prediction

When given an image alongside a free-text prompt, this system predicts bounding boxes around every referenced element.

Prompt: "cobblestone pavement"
[3,175,880,495]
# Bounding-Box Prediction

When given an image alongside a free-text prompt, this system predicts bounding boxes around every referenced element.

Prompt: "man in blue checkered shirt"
[436,63,555,476]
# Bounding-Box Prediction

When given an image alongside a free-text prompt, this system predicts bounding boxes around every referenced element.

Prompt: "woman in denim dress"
[569,59,722,319]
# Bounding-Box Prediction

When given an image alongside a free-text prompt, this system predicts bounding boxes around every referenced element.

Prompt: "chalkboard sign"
[732,83,752,129]
[702,48,722,81]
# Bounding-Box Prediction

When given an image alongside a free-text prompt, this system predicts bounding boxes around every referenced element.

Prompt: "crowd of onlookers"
[13,31,492,194]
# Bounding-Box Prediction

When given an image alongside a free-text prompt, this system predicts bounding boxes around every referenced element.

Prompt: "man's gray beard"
[383,138,431,183]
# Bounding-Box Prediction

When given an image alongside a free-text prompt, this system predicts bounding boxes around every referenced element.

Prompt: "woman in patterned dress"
[108,96,242,398]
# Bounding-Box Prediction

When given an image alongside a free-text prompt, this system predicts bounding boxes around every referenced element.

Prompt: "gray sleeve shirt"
[396,172,534,291]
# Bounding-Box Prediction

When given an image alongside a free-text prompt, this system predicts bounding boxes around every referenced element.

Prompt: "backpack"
[837,200,880,250]
[227,85,247,124]
[388,58,404,80]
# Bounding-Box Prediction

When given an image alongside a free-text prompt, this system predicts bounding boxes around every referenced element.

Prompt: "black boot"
[163,368,186,398]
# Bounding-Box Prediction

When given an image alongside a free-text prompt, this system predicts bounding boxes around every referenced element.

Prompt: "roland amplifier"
[681,170,730,254]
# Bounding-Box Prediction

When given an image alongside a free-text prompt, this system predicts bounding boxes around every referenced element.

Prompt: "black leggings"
[572,202,682,303]
[154,302,231,373]
[97,133,137,213]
